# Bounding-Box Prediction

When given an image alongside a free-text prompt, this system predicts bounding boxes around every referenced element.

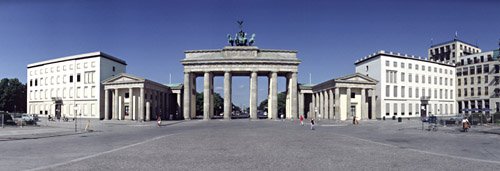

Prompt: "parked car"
[0,112,16,125]
[21,114,34,122]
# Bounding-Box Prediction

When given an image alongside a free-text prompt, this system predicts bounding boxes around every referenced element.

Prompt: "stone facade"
[181,46,301,120]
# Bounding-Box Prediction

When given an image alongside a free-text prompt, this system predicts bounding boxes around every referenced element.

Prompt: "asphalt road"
[2,120,500,171]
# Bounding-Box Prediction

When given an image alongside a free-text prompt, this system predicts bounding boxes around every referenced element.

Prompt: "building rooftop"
[430,38,479,48]
[27,51,127,68]
[354,50,455,67]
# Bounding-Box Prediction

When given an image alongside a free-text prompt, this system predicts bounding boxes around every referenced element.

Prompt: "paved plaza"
[1,119,500,171]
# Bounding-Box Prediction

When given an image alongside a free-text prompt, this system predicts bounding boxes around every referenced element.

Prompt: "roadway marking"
[333,133,500,165]
[25,133,179,171]
[320,124,347,127]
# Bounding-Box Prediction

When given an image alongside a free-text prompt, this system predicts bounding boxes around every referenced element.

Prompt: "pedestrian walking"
[462,117,470,132]
[353,116,359,125]
[300,115,304,126]
[310,118,315,130]
[157,114,162,127]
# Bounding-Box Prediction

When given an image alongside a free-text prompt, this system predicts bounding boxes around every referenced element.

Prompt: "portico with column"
[181,45,301,120]
[310,73,377,121]
[103,73,172,121]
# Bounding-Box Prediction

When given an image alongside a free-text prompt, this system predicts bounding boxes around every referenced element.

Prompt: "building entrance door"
[55,104,61,120]
[350,105,356,119]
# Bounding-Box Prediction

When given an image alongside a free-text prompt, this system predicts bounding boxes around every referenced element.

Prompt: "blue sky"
[1,0,499,106]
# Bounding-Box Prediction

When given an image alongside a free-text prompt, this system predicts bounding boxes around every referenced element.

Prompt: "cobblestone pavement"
[1,119,499,171]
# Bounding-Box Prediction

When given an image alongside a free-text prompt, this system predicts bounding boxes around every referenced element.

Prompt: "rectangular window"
[477,76,481,84]
[386,61,390,66]
[416,88,419,97]
[485,76,489,83]
[91,86,96,98]
[471,88,474,96]
[401,86,405,98]
[416,103,419,115]
[401,72,405,82]
[428,76,431,84]
[394,103,398,116]
[439,89,443,99]
[415,74,419,83]
[464,78,467,85]
[409,74,412,82]
[386,103,390,116]
[478,87,481,96]
[485,87,488,96]
[439,77,442,85]
[77,74,81,82]
[415,64,419,70]
[401,103,405,115]
[471,77,474,85]
[422,75,425,83]
[409,103,413,115]
[394,86,398,97]
[401,62,405,68]
[464,88,467,96]
[458,89,461,97]
[409,87,412,98]
[70,75,73,83]
[393,62,397,67]
[409,64,412,69]
[386,85,390,97]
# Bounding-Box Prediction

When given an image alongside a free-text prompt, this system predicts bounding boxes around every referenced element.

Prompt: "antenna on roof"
[169,73,172,84]
[454,31,458,40]
[430,38,434,46]
[309,73,312,85]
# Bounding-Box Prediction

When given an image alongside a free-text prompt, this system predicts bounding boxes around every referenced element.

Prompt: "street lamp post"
[74,105,79,133]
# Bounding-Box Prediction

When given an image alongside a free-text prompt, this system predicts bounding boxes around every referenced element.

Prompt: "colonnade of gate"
[182,71,298,120]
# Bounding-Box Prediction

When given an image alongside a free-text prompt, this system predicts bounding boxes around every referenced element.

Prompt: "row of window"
[29,71,96,87]
[456,64,493,76]
[385,86,454,99]
[29,103,97,117]
[386,70,454,86]
[384,60,454,75]
[29,62,97,76]
[29,86,97,100]
[457,76,489,86]
[457,87,489,97]
[385,103,454,116]
[430,44,479,55]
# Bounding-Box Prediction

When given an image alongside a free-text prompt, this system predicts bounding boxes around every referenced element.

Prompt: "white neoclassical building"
[309,73,377,121]
[27,52,127,119]
[102,73,174,121]
[355,50,457,119]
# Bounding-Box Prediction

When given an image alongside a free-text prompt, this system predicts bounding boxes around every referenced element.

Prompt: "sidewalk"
[0,118,184,141]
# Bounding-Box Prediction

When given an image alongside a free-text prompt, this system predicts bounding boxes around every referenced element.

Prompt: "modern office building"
[428,38,481,64]
[27,52,127,119]
[355,50,456,119]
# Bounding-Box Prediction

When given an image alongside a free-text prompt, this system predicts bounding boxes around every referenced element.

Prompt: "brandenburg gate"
[181,22,301,120]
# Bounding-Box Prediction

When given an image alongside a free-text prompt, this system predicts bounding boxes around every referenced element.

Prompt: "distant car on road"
[21,114,34,122]
[1,112,16,125]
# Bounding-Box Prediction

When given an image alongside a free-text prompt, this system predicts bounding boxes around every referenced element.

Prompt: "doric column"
[203,72,211,120]
[190,76,197,119]
[370,89,376,119]
[209,74,214,118]
[140,87,145,121]
[361,88,366,120]
[224,72,232,119]
[104,89,109,120]
[334,88,340,120]
[290,72,298,119]
[129,88,134,120]
[346,88,351,120]
[323,90,330,119]
[183,72,191,120]
[319,91,323,119]
[176,92,181,119]
[268,72,278,120]
[312,93,316,119]
[328,89,334,120]
[146,101,150,121]
[118,95,123,120]
[250,71,258,119]
[114,89,119,120]
[299,92,304,119]
[285,73,290,119]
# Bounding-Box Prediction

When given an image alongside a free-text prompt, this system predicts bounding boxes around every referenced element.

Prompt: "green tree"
[195,92,225,117]
[0,78,27,113]
[258,91,286,115]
